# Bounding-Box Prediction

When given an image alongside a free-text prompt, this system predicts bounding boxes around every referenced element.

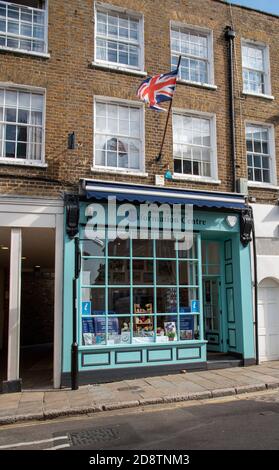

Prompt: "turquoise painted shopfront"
[62,183,255,385]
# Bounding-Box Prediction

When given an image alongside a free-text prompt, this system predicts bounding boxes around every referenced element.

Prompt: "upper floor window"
[242,41,271,96]
[94,98,144,173]
[173,111,217,179]
[0,86,45,164]
[246,123,276,185]
[171,24,214,86]
[0,1,47,55]
[94,3,143,70]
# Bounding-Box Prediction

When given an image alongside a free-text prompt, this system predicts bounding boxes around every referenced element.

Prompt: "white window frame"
[93,2,145,74]
[241,39,272,99]
[172,108,218,183]
[245,121,277,188]
[0,82,47,168]
[93,96,145,176]
[0,0,49,58]
[170,21,215,89]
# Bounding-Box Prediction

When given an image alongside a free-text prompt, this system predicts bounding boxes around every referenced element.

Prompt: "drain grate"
[68,426,120,447]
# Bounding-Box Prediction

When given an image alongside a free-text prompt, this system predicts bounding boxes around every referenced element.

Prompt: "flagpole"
[156,55,181,163]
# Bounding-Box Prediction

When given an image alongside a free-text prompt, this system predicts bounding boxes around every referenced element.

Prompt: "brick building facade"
[0,0,278,392]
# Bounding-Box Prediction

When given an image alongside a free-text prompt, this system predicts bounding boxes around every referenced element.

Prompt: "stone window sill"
[91,62,147,77]
[0,158,47,168]
[177,79,217,90]
[172,173,221,184]
[91,166,148,177]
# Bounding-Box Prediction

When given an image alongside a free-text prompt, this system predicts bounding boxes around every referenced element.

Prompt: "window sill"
[248,181,279,190]
[91,166,148,177]
[91,61,147,77]
[0,46,50,59]
[242,91,274,101]
[172,173,221,184]
[177,79,217,90]
[0,159,47,168]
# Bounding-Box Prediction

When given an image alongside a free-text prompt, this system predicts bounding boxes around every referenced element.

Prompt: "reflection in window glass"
[108,259,130,285]
[157,287,177,313]
[179,261,199,285]
[108,237,130,257]
[156,239,176,258]
[133,259,153,284]
[82,259,105,285]
[178,235,198,259]
[108,288,130,314]
[82,238,106,257]
[133,239,153,257]
[156,260,176,285]
[81,288,105,314]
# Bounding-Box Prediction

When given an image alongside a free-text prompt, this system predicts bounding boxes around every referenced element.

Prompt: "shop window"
[108,288,130,315]
[0,1,48,55]
[108,259,130,285]
[94,3,143,71]
[108,237,129,257]
[82,238,105,257]
[80,233,202,346]
[94,99,144,173]
[172,111,217,180]
[171,23,214,86]
[82,258,105,286]
[133,238,153,257]
[133,259,153,285]
[0,86,45,164]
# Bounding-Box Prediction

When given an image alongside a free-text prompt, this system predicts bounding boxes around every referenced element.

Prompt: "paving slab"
[1,362,279,426]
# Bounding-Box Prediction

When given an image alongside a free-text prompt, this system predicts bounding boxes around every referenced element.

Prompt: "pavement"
[1,361,279,426]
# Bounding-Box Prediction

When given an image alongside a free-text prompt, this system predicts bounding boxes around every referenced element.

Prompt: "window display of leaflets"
[82,318,95,345]
[96,333,106,345]
[180,315,194,340]
[83,333,96,345]
[93,317,119,335]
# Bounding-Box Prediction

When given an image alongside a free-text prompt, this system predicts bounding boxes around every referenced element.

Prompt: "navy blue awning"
[81,179,247,210]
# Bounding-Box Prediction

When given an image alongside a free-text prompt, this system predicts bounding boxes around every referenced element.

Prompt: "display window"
[79,232,201,347]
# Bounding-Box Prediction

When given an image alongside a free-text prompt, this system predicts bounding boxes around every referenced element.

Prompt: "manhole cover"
[68,426,120,447]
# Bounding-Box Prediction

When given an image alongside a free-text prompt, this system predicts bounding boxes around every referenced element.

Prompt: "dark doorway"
[19,228,55,390]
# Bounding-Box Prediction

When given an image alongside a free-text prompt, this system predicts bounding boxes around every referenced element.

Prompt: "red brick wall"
[0,0,278,203]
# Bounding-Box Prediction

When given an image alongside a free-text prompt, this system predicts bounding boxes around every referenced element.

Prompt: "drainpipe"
[71,236,80,390]
[251,209,259,365]
[225,26,237,193]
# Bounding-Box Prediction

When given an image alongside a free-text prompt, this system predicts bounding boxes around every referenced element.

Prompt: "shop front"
[62,181,256,386]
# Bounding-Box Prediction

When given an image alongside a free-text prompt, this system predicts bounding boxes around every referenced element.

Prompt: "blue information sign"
[82,301,91,315]
[191,300,200,313]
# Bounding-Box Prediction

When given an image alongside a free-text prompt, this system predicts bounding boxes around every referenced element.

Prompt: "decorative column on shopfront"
[3,228,22,393]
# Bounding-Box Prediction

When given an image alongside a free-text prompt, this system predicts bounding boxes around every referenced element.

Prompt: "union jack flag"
[137,68,179,111]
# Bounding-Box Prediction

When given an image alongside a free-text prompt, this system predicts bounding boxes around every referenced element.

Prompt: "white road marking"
[44,443,71,450]
[0,435,68,449]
